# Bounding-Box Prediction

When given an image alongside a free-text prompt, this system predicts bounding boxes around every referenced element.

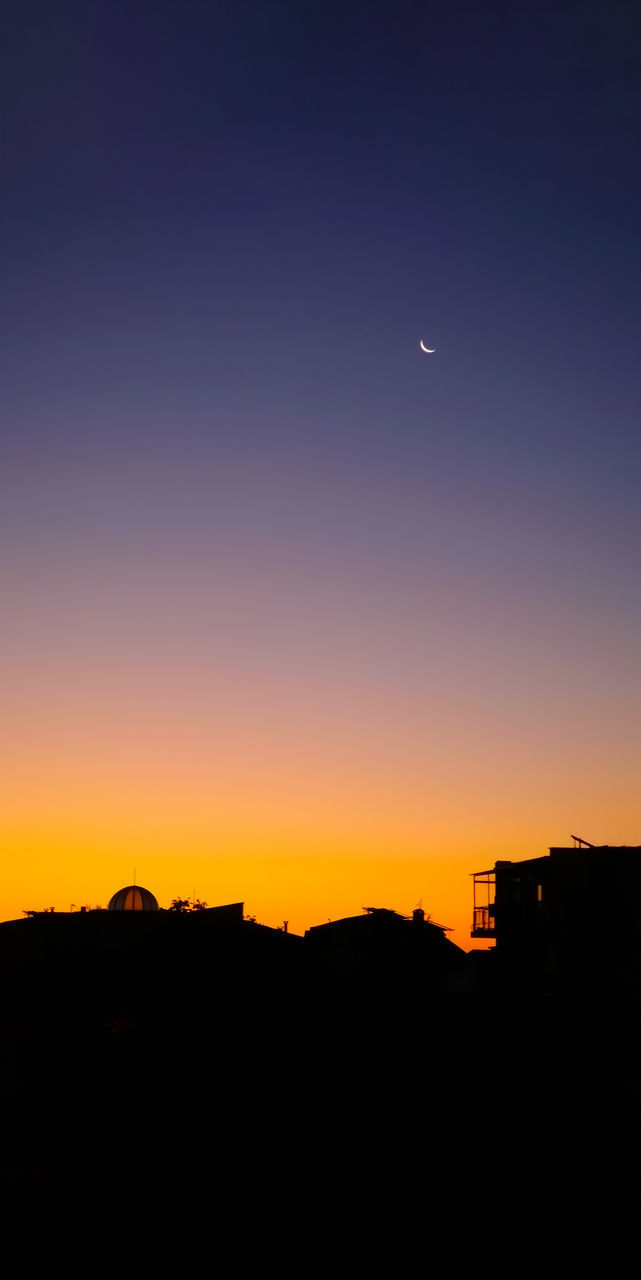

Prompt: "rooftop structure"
[108,885,159,912]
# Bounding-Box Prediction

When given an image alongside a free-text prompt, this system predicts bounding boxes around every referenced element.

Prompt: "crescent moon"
[420,340,435,353]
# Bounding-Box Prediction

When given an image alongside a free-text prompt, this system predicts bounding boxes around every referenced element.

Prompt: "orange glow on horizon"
[3,497,639,944]
[4,803,640,946]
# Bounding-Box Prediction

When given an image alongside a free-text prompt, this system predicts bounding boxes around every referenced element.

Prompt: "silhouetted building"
[472,839,641,989]
[306,906,466,990]
[108,884,159,911]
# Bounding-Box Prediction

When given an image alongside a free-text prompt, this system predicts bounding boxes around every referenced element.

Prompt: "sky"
[2,0,641,941]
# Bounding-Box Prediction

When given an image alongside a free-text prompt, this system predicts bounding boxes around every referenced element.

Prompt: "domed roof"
[108,885,159,912]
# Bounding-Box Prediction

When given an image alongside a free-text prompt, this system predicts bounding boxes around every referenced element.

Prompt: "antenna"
[571,834,594,849]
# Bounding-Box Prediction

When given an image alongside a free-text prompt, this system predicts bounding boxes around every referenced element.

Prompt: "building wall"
[492,847,641,989]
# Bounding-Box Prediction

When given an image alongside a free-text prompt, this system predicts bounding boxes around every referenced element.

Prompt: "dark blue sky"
[4,2,640,574]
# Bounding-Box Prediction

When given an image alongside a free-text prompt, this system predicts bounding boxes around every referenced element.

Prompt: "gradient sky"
[2,1,640,940]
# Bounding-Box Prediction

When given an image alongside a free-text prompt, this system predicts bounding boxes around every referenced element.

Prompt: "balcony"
[471,869,496,938]
[471,905,496,937]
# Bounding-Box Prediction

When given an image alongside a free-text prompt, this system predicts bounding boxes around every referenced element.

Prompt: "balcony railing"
[471,906,496,937]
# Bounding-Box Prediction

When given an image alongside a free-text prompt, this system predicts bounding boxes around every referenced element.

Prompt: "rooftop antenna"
[571,834,594,849]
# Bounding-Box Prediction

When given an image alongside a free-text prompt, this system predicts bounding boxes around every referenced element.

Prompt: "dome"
[108,885,159,912]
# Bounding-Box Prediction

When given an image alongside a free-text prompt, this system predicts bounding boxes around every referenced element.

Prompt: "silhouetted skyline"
[3,834,641,1272]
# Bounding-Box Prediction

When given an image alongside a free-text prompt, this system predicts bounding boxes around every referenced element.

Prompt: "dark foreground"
[1,915,639,1276]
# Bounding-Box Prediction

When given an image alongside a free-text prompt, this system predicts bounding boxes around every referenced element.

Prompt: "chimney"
[412,908,425,925]
[283,920,288,934]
